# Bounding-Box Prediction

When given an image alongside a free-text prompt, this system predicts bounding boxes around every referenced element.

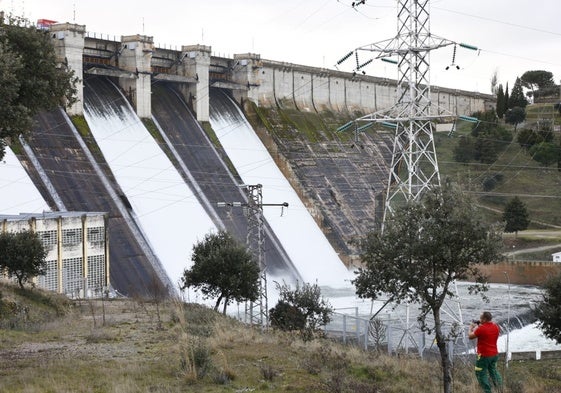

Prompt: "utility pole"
[336,0,477,221]
[217,184,288,327]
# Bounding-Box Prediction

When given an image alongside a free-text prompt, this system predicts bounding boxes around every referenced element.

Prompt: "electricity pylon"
[337,0,476,221]
[336,0,478,354]
[217,184,288,327]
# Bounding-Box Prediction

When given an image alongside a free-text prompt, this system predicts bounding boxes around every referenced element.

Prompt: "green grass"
[1,282,560,392]
[70,115,106,163]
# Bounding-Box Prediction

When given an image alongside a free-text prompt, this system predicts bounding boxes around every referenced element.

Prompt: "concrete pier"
[49,23,85,116]
[118,35,154,118]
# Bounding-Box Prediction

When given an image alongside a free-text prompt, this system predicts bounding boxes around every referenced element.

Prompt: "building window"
[38,230,58,247]
[62,257,83,294]
[88,255,106,289]
[87,227,104,243]
[62,228,82,245]
[37,260,58,292]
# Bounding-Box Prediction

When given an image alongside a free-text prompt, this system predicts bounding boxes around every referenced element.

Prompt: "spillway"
[17,108,166,296]
[151,82,300,281]
[83,76,216,287]
[209,89,351,287]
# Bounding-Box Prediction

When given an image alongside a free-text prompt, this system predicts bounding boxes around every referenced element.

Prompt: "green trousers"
[475,354,503,393]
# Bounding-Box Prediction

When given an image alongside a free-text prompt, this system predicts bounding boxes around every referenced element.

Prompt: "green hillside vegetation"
[1,282,561,393]
[434,107,561,229]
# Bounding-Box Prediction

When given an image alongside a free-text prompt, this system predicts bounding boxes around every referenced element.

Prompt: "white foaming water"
[0,148,50,214]
[209,95,352,288]
[84,94,216,286]
[498,322,561,353]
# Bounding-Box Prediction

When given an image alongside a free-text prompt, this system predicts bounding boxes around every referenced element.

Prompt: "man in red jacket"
[468,311,503,393]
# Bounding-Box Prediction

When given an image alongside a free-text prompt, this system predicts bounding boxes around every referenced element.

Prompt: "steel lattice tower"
[217,184,288,327]
[346,0,459,220]
[336,0,478,352]
[243,184,268,326]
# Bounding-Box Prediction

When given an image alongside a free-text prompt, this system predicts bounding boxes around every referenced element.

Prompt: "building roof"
[0,211,107,221]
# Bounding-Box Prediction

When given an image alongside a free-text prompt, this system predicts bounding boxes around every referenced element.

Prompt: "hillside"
[435,112,561,228]
[1,282,561,393]
[242,102,561,264]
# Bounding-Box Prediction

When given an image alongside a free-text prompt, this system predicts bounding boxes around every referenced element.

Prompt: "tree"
[474,130,498,164]
[535,273,561,344]
[269,281,333,340]
[496,84,506,118]
[508,77,528,109]
[517,128,541,150]
[453,135,475,164]
[181,230,260,314]
[504,83,510,112]
[490,70,499,95]
[0,230,47,289]
[529,142,561,167]
[0,14,77,160]
[353,183,504,393]
[520,70,555,98]
[502,196,530,236]
[504,106,526,131]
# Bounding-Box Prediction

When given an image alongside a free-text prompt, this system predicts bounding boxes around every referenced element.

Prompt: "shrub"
[269,281,333,340]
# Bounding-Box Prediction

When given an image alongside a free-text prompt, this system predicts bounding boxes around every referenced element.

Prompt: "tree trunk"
[214,295,223,311]
[17,275,24,289]
[222,297,229,315]
[434,310,453,393]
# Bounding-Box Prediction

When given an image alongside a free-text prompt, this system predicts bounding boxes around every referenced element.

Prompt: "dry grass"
[1,282,560,392]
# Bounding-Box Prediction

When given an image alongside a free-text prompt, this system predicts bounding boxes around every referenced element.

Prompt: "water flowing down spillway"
[83,76,216,286]
[150,83,300,281]
[209,89,351,287]
[0,148,50,214]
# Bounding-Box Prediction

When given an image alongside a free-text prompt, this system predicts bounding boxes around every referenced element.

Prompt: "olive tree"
[353,183,504,393]
[181,230,259,314]
[0,230,47,289]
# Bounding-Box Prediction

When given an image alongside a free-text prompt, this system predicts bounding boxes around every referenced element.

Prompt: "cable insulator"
[357,58,373,70]
[452,45,457,64]
[336,51,353,65]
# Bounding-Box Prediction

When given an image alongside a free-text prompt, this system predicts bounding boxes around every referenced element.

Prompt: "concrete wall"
[50,24,494,123]
[238,59,492,116]
[476,260,561,286]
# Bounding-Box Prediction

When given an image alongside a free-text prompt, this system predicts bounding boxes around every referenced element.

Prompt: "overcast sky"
[4,0,561,94]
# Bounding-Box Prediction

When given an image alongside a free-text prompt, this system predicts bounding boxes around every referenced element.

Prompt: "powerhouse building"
[0,212,109,297]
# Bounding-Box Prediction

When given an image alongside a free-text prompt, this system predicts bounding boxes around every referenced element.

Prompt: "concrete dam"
[7,22,495,295]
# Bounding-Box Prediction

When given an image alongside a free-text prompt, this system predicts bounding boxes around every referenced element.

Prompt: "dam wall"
[48,23,494,122]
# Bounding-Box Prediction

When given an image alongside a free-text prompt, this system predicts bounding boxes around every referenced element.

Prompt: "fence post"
[364,319,369,350]
[343,314,347,344]
[387,314,392,354]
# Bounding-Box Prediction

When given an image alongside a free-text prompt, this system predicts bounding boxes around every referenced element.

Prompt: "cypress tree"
[508,77,529,108]
[496,84,505,118]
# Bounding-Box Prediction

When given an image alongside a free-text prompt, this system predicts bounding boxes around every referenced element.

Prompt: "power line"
[434,7,561,38]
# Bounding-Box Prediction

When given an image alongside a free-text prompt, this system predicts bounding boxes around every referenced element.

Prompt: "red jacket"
[474,322,500,357]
